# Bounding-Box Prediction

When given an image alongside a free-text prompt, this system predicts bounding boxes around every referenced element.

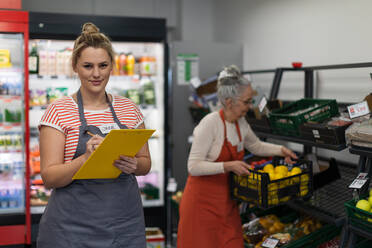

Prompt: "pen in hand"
[86,131,95,137]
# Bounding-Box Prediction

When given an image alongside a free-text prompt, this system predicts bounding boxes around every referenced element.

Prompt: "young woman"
[37,23,150,247]
[177,65,297,248]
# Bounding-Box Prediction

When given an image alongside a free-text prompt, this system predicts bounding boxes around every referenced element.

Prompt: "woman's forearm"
[134,156,151,176]
[41,154,88,189]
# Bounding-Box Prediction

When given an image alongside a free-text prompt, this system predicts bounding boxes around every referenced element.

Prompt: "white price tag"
[347,101,370,119]
[167,178,178,193]
[262,238,279,248]
[349,173,369,189]
[258,96,268,113]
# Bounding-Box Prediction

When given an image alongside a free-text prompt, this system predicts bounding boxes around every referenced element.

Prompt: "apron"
[177,109,245,248]
[37,89,146,248]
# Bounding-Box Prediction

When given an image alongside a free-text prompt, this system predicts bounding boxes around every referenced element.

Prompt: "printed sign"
[262,238,279,248]
[347,101,370,119]
[177,54,199,85]
[349,173,369,189]
[258,96,268,113]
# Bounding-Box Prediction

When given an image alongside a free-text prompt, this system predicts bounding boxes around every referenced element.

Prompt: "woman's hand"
[113,155,138,174]
[85,135,104,157]
[223,161,251,176]
[281,146,298,164]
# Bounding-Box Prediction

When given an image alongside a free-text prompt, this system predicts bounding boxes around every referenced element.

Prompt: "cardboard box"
[146,227,165,248]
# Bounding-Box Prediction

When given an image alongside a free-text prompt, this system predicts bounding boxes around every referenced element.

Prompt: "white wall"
[180,0,215,41]
[214,0,372,67]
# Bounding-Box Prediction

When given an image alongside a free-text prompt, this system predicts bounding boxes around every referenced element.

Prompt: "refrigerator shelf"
[0,125,22,133]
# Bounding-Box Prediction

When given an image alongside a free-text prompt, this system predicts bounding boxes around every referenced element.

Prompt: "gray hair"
[217,65,251,106]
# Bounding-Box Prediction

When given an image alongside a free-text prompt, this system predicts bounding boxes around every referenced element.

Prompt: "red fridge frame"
[0,10,30,245]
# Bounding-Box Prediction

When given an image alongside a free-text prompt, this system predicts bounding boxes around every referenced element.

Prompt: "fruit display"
[242,212,323,248]
[344,188,372,234]
[231,158,312,208]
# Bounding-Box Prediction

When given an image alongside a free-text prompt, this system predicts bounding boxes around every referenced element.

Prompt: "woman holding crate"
[177,65,297,248]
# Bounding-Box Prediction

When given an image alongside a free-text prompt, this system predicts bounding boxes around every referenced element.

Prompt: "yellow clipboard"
[72,129,155,180]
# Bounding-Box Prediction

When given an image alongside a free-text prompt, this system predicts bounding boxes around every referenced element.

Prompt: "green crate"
[345,197,372,233]
[268,98,339,136]
[282,224,341,248]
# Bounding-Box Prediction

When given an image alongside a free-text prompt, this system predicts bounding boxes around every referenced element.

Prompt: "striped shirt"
[39,95,144,163]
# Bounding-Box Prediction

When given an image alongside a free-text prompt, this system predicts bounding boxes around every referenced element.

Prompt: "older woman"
[177,65,297,248]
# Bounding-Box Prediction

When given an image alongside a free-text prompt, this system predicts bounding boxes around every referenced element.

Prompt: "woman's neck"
[75,89,110,110]
[223,109,237,123]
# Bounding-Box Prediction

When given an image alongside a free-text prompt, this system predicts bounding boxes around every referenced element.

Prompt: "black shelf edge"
[348,225,372,241]
[302,62,372,71]
[349,145,372,157]
[255,131,347,151]
[287,201,346,226]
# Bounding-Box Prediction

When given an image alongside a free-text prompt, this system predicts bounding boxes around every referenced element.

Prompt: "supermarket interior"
[1,0,372,247]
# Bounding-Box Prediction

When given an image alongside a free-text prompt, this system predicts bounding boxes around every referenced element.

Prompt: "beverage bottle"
[119,53,126,75]
[112,54,120,76]
[28,43,39,74]
[143,80,156,106]
[126,53,135,76]
[140,56,157,76]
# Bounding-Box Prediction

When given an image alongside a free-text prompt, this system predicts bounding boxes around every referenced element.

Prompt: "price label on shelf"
[167,178,178,193]
[258,96,268,113]
[349,173,369,189]
[347,101,370,119]
[262,238,279,248]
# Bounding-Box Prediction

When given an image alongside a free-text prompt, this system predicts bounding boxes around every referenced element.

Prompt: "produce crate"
[345,197,372,233]
[268,99,339,136]
[245,115,272,133]
[299,121,351,145]
[230,158,313,209]
[282,224,341,248]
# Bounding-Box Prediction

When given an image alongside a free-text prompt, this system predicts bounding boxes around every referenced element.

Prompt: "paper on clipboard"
[72,129,155,180]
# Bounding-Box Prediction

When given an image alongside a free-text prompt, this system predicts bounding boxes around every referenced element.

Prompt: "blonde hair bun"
[82,22,100,34]
[218,65,241,80]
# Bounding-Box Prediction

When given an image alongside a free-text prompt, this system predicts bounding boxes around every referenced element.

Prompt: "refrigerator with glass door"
[28,12,169,238]
[0,10,31,246]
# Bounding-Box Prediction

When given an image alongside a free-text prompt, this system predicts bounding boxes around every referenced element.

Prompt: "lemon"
[356,199,371,212]
[301,174,309,183]
[368,196,372,206]
[291,167,302,175]
[268,172,276,181]
[300,186,308,197]
[275,165,289,176]
[264,163,274,172]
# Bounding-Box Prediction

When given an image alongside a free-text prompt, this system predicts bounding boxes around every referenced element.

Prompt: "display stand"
[341,146,372,248]
[240,62,372,247]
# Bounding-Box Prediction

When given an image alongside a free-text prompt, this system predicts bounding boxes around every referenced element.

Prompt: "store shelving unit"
[343,146,372,247]
[241,62,372,248]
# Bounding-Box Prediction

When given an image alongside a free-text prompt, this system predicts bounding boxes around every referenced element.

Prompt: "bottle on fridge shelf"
[140,56,157,76]
[142,80,156,106]
[28,43,39,74]
[63,48,73,77]
[47,50,57,76]
[119,53,126,75]
[126,89,141,105]
[126,53,135,76]
[0,49,12,68]
[56,50,65,76]
[38,50,48,76]
[112,54,120,76]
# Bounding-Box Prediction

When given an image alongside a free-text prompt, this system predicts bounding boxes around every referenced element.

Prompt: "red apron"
[177,109,244,248]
